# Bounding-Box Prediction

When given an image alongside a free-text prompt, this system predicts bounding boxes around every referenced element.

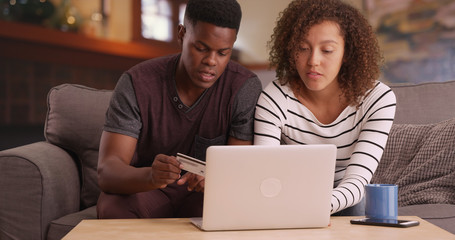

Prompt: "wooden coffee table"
[63,216,454,240]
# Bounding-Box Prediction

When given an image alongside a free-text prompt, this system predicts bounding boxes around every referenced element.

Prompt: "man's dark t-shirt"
[104,54,262,166]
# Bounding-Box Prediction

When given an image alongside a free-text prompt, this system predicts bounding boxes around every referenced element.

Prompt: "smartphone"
[350,218,420,228]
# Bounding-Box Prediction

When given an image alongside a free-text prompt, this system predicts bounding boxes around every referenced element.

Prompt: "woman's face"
[294,21,345,93]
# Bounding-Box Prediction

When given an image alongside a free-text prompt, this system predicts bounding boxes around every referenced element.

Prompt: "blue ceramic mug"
[365,184,398,220]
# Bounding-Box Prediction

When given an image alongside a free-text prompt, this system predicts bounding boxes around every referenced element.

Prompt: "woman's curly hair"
[268,0,383,107]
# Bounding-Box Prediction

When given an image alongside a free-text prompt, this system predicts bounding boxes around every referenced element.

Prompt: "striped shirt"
[254,80,396,214]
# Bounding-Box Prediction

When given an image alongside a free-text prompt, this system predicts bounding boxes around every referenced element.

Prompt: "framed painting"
[364,0,455,84]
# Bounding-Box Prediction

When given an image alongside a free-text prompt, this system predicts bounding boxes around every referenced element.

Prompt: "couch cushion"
[45,84,112,208]
[372,118,455,207]
[390,80,455,124]
[47,206,97,240]
[399,204,455,234]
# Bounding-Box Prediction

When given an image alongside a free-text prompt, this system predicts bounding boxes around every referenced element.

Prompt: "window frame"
[132,0,187,48]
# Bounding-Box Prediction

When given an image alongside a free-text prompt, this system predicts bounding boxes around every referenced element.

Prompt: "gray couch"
[1,81,455,239]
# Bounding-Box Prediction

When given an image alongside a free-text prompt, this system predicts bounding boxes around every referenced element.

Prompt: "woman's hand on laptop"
[177,173,205,192]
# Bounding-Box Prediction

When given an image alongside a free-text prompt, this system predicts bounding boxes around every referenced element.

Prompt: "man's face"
[177,21,237,89]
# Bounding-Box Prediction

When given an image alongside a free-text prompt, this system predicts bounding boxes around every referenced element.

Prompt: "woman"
[254,0,397,215]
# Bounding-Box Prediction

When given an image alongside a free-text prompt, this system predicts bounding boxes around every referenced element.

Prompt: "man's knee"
[97,193,138,219]
[177,192,204,217]
[96,190,175,218]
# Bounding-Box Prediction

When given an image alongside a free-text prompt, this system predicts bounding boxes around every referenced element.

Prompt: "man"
[96,0,262,218]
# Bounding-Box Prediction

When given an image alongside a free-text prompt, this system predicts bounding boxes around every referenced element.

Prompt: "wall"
[235,0,292,65]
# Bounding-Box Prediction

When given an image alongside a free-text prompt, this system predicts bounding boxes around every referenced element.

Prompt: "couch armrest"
[0,142,81,240]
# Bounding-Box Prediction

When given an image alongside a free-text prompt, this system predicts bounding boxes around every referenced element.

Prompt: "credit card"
[176,153,206,177]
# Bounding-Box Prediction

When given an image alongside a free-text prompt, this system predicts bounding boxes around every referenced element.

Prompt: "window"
[133,0,187,46]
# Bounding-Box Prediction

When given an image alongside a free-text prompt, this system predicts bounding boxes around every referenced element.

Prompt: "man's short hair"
[184,0,242,33]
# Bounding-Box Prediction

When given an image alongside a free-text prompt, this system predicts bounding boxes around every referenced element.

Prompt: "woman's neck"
[291,80,348,124]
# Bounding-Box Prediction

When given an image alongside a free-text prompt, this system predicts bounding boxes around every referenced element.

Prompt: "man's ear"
[177,24,186,45]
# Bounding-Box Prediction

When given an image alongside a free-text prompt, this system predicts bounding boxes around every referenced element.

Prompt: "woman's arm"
[254,82,287,145]
[331,85,397,214]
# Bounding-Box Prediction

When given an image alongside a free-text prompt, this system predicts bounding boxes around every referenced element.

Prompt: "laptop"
[191,144,336,231]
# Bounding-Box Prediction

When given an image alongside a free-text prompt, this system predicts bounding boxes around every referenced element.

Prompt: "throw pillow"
[372,118,455,207]
[45,84,112,208]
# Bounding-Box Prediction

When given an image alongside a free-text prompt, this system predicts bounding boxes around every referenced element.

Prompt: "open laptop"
[191,144,336,231]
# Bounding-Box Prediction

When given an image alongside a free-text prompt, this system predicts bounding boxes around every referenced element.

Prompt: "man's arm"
[97,131,182,194]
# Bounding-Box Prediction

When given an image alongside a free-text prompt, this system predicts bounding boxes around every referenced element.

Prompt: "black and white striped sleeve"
[331,83,396,213]
[254,81,288,145]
